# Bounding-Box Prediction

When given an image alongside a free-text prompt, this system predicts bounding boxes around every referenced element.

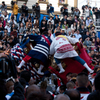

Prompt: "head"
[59,85,66,94]
[65,89,80,100]
[66,81,75,90]
[42,20,46,24]
[81,16,84,19]
[2,1,5,5]
[96,37,100,42]
[24,3,26,6]
[64,21,67,25]
[64,15,67,19]
[26,84,41,98]
[48,29,52,35]
[54,94,70,100]
[43,16,46,20]
[36,3,39,6]
[87,16,90,20]
[81,25,84,29]
[55,15,58,18]
[40,81,47,90]
[94,72,100,91]
[76,72,89,87]
[89,7,91,10]
[20,70,31,83]
[86,31,89,35]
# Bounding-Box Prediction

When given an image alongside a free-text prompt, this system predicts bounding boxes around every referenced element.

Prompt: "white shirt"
[74,33,82,40]
[50,35,79,59]
[5,25,11,33]
[85,8,89,18]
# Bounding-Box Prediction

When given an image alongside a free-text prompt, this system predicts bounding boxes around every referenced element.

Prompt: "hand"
[0,53,8,58]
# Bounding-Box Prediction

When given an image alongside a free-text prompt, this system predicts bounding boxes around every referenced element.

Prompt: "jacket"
[13,4,18,15]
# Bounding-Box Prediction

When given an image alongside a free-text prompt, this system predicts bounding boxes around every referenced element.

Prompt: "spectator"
[41,16,47,25]
[61,15,68,24]
[10,26,18,38]
[47,21,54,32]
[47,16,54,25]
[89,7,93,19]
[80,16,85,24]
[71,22,77,31]
[86,16,92,27]
[63,5,68,17]
[21,3,28,17]
[66,81,75,90]
[48,4,54,17]
[19,23,25,34]
[2,11,8,22]
[67,16,73,28]
[40,20,47,34]
[79,25,87,39]
[83,37,92,47]
[95,37,100,52]
[60,5,64,17]
[84,5,89,19]
[54,94,70,100]
[54,15,60,28]
[62,21,68,29]
[19,14,27,26]
[0,1,7,12]
[74,8,80,18]
[65,89,80,100]
[76,72,90,100]
[74,30,82,40]
[87,72,100,100]
[56,21,62,28]
[35,3,40,19]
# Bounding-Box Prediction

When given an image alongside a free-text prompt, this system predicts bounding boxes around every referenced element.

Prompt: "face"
[64,21,66,24]
[97,38,99,42]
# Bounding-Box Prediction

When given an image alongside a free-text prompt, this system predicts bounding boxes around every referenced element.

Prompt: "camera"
[11,0,15,8]
[0,57,17,79]
[32,4,36,10]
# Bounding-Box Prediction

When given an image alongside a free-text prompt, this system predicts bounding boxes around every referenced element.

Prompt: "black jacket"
[10,82,24,100]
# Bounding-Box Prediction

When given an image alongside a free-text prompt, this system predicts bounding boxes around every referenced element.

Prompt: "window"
[38,0,48,4]
[59,0,66,4]
[58,0,68,6]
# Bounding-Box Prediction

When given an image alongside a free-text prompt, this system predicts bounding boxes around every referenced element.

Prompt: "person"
[74,8,80,18]
[34,3,40,19]
[76,72,90,100]
[0,1,7,12]
[48,4,54,17]
[95,37,100,51]
[65,89,80,100]
[12,2,18,20]
[21,3,28,17]
[59,85,66,94]
[60,5,64,17]
[54,15,60,28]
[74,30,82,40]
[54,94,70,100]
[86,16,92,27]
[83,37,92,47]
[87,72,100,100]
[84,5,89,19]
[89,7,93,19]
[17,32,52,75]
[50,33,93,74]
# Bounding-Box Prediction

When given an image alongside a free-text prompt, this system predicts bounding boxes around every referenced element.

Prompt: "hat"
[61,29,65,31]
[55,32,62,36]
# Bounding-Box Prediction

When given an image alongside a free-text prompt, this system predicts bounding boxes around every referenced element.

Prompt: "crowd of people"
[0,1,100,100]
